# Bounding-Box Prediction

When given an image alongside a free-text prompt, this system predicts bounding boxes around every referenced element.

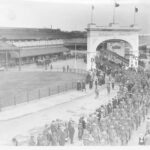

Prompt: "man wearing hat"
[68,118,75,144]
[50,121,57,135]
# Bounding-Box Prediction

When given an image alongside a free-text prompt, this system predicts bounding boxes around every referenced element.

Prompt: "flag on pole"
[91,5,94,24]
[135,7,138,13]
[115,3,120,7]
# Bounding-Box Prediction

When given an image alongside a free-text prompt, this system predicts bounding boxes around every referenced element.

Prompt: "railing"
[0,68,88,110]
[48,67,87,75]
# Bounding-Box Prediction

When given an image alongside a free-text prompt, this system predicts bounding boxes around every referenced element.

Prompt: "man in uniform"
[68,118,75,144]
[57,126,66,146]
[100,130,109,145]
[28,136,36,146]
[50,121,57,135]
[82,129,90,146]
[91,123,100,144]
[51,131,58,146]
[107,82,111,95]
[37,133,45,146]
[78,122,83,140]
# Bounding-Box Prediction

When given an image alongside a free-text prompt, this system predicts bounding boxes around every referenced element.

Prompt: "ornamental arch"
[86,24,140,70]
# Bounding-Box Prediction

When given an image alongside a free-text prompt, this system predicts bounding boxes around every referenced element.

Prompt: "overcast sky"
[0,0,149,33]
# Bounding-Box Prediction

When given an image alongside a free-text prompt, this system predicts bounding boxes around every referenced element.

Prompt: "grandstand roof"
[10,46,69,58]
[0,41,19,51]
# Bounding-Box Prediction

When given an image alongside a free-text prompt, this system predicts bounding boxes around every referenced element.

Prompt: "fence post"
[38,89,41,99]
[49,88,51,96]
[14,96,16,105]
[27,89,29,102]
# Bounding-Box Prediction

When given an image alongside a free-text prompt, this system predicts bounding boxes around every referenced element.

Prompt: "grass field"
[0,72,85,108]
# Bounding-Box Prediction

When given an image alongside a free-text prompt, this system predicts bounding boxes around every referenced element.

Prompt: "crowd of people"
[78,69,150,145]
[12,58,150,146]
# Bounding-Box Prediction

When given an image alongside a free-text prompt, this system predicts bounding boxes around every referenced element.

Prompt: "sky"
[0,0,149,33]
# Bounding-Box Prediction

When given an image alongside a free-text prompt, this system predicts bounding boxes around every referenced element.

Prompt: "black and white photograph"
[0,0,149,147]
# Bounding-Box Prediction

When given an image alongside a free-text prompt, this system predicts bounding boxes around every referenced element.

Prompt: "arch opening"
[94,39,134,68]
[96,39,133,59]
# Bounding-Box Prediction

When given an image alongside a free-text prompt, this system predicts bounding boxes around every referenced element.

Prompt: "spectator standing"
[67,65,69,72]
[50,64,53,70]
[78,122,83,140]
[95,87,99,99]
[77,80,81,91]
[63,66,66,72]
[107,82,111,95]
[111,77,115,90]
[95,79,98,89]
[89,80,93,90]
[12,138,18,146]
[82,80,86,92]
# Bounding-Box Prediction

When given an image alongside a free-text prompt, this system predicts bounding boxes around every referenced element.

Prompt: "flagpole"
[134,7,138,26]
[113,4,116,24]
[134,9,136,25]
[91,5,94,24]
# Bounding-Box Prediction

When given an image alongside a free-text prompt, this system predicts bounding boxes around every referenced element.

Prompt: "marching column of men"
[76,68,150,145]
[12,64,150,146]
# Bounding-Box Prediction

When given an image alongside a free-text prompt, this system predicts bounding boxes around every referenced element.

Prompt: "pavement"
[0,81,148,146]
[8,58,86,72]
[0,87,93,121]
[0,84,118,145]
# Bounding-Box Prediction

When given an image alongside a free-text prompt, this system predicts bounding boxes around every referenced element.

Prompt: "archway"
[96,39,132,57]
[94,39,132,68]
[86,24,140,70]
